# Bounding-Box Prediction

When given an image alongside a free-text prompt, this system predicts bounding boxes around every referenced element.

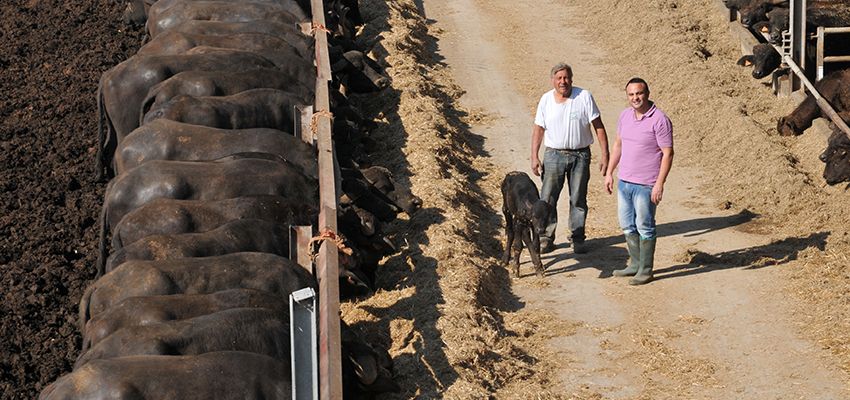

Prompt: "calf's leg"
[522,227,545,278]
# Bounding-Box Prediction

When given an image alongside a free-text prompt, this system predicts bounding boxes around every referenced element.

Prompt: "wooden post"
[289,225,314,273]
[310,0,343,398]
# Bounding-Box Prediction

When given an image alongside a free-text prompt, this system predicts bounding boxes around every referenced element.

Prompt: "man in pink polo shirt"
[604,77,673,285]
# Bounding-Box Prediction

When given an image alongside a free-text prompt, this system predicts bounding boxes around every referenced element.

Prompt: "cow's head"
[737,44,781,79]
[361,166,423,214]
[767,8,789,44]
[530,200,554,238]
[776,115,804,136]
[332,50,389,93]
[341,324,400,397]
[820,128,850,185]
[740,2,772,27]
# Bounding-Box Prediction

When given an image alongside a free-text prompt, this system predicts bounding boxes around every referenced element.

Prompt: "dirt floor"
[0,1,144,398]
[4,0,850,398]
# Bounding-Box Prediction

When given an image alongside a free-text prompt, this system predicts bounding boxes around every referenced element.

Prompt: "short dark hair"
[625,77,650,93]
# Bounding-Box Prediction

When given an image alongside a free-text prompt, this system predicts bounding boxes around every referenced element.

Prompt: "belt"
[549,146,590,152]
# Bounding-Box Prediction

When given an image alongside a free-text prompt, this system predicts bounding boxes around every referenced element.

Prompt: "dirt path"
[422,0,849,398]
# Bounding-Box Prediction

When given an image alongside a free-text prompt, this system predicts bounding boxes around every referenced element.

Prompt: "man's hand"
[531,157,542,176]
[604,175,615,195]
[651,183,664,204]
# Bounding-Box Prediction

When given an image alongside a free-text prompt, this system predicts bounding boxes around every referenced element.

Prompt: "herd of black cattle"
[40,0,420,398]
[728,0,850,185]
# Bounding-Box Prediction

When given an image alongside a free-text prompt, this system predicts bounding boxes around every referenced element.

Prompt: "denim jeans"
[617,180,657,239]
[540,146,591,243]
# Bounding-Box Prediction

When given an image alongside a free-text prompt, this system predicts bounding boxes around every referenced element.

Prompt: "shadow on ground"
[512,210,827,284]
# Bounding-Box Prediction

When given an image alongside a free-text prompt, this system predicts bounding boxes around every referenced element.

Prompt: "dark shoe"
[629,238,656,285]
[572,240,588,254]
[613,233,640,277]
[540,240,555,254]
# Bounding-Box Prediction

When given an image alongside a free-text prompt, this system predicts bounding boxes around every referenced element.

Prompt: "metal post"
[290,288,319,400]
[790,0,806,91]
[297,105,315,145]
[817,26,825,81]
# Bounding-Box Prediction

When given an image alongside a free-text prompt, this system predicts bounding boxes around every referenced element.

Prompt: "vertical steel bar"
[816,26,825,81]
[790,0,806,91]
[290,288,319,400]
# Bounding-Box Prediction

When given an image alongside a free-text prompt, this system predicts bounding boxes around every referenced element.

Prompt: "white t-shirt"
[534,87,601,150]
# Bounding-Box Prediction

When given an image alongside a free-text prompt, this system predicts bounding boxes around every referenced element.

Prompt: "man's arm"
[604,135,621,194]
[651,147,674,204]
[591,117,609,175]
[531,124,545,176]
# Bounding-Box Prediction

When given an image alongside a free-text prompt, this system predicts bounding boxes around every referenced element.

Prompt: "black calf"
[500,171,553,278]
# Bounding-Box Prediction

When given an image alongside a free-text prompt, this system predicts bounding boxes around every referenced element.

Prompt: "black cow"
[115,120,317,176]
[146,1,304,38]
[141,88,307,131]
[766,3,850,44]
[340,167,402,222]
[79,252,315,328]
[331,49,389,92]
[820,126,850,184]
[738,0,787,27]
[137,30,311,64]
[82,289,288,352]
[147,0,310,23]
[40,352,290,400]
[76,308,290,369]
[777,69,850,136]
[737,43,782,79]
[104,219,292,273]
[169,19,310,45]
[360,166,422,214]
[111,195,316,250]
[97,49,276,178]
[97,158,316,273]
[500,171,553,278]
[101,158,316,231]
[139,69,313,120]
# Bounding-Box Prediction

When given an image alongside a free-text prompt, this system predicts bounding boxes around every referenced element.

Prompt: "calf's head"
[737,44,781,79]
[530,200,554,237]
[820,128,850,185]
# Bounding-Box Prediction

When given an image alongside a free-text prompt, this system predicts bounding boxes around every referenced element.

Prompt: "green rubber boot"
[629,238,656,285]
[613,233,641,277]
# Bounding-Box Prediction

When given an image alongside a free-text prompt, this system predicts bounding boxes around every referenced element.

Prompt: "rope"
[308,229,353,262]
[311,23,332,35]
[310,109,334,137]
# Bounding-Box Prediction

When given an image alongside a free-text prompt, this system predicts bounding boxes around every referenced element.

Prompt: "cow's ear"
[737,55,754,67]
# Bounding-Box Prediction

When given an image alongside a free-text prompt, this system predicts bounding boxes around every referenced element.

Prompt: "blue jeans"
[617,180,657,239]
[540,147,591,243]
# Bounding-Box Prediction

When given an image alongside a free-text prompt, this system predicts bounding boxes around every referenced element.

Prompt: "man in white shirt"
[531,63,609,254]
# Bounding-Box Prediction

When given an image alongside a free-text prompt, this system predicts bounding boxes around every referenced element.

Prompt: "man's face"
[626,82,650,112]
[552,69,573,97]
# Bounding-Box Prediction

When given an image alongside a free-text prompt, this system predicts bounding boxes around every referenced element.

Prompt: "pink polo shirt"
[616,103,673,185]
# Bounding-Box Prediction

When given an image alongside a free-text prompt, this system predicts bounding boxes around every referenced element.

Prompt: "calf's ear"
[737,55,754,67]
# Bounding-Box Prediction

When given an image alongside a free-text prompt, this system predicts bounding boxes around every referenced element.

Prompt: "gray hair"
[550,63,573,78]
